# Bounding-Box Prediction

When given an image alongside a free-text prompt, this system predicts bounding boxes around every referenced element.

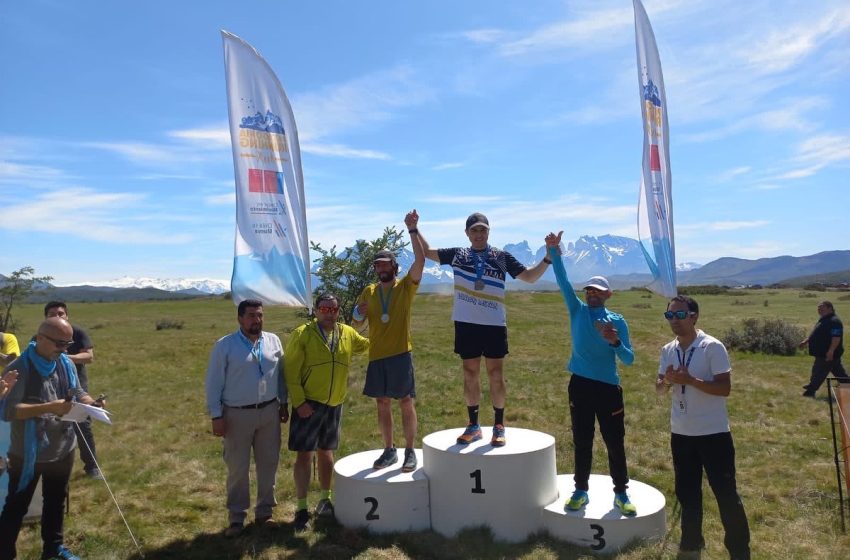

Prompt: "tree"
[311,227,408,324]
[0,266,53,333]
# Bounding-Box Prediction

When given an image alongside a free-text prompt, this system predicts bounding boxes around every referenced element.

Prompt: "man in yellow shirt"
[353,210,425,473]
[0,332,20,368]
[284,292,369,532]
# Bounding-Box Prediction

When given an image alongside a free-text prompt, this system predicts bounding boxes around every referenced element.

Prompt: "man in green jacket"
[284,292,369,532]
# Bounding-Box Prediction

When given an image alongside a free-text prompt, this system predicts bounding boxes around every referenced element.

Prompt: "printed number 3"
[364,497,379,520]
[590,523,606,550]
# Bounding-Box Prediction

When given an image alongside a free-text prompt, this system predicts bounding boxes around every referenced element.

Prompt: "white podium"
[334,449,430,533]
[423,426,557,543]
[334,427,667,551]
[541,474,666,553]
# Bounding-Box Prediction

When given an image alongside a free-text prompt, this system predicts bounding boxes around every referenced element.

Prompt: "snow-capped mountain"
[80,276,229,294]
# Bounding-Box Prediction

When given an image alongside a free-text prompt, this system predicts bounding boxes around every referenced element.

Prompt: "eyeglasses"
[664,310,693,320]
[584,287,603,294]
[39,332,74,348]
[317,306,339,314]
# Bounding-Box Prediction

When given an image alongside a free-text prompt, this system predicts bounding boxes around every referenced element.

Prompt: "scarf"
[15,341,77,493]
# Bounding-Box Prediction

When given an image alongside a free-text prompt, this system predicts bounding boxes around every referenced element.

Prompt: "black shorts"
[363,352,416,398]
[288,401,342,452]
[454,321,509,360]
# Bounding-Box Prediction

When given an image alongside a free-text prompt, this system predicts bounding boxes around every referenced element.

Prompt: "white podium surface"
[423,426,557,543]
[542,474,666,553]
[334,449,430,533]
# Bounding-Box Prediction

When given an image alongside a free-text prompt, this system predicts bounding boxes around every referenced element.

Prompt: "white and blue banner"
[632,0,677,297]
[222,30,312,308]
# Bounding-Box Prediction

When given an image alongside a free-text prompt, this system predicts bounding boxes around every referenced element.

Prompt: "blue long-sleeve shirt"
[549,246,634,385]
[205,330,287,418]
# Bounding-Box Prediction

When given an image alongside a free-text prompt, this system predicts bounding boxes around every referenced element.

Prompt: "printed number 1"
[470,469,485,494]
[590,523,606,550]
[364,497,379,520]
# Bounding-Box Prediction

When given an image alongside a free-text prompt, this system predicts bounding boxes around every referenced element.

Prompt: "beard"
[378,271,395,282]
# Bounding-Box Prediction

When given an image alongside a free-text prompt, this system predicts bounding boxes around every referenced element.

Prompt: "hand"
[545,231,563,252]
[595,320,619,345]
[404,209,419,230]
[279,404,290,424]
[296,402,314,419]
[826,350,834,362]
[656,375,670,395]
[211,417,226,437]
[357,301,368,316]
[50,399,74,416]
[0,369,18,398]
[798,338,808,349]
[665,364,691,386]
[93,394,107,408]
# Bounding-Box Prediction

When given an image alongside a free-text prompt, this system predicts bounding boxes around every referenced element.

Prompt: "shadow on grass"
[128,518,648,559]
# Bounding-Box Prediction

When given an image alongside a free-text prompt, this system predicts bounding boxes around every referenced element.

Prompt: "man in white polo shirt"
[657,295,750,560]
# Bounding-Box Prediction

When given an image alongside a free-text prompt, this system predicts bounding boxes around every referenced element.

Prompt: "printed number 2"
[590,523,606,551]
[470,469,485,494]
[364,497,379,520]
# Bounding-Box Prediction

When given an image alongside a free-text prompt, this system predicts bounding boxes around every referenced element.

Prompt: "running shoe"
[401,448,417,473]
[490,424,506,447]
[456,423,482,444]
[614,491,637,516]
[373,447,398,469]
[565,489,589,511]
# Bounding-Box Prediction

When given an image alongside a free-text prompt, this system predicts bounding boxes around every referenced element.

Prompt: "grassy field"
[5,289,850,559]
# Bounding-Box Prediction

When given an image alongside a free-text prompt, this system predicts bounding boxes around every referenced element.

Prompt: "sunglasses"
[317,306,339,314]
[664,310,693,320]
[39,332,74,348]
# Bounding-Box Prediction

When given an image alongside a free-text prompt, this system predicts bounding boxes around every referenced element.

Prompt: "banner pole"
[828,377,847,533]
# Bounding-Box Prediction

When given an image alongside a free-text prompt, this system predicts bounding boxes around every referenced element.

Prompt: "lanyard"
[238,331,265,378]
[378,283,394,317]
[675,346,696,394]
[317,323,338,355]
[472,246,489,283]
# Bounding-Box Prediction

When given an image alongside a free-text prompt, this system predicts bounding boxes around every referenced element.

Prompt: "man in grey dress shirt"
[205,299,289,537]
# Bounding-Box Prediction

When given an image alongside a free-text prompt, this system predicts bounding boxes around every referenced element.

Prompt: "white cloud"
[294,65,435,142]
[431,162,466,171]
[204,192,235,206]
[679,220,769,233]
[301,143,390,160]
[0,187,194,244]
[168,125,231,147]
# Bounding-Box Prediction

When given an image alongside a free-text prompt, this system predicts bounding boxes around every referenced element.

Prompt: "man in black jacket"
[800,301,848,397]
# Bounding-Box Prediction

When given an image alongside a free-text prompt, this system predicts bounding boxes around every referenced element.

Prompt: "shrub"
[156,319,184,331]
[723,317,805,356]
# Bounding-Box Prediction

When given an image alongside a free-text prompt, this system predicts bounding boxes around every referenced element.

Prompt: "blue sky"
[1,0,848,285]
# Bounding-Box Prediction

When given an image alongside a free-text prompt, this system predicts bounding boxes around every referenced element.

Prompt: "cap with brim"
[583,275,611,292]
[373,249,396,262]
[465,212,490,230]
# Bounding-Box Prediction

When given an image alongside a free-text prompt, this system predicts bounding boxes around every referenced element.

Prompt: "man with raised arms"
[417,212,551,447]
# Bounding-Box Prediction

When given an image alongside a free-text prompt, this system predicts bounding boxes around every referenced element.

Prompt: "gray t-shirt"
[2,355,86,462]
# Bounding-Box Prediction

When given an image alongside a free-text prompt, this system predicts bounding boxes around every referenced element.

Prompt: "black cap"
[465,212,490,230]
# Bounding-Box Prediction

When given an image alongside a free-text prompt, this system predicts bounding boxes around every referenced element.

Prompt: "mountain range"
[5,235,849,302]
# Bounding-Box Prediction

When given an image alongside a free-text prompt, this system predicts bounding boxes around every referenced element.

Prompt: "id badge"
[676,396,687,415]
[258,377,267,397]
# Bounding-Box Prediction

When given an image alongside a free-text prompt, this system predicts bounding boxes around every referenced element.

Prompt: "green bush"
[723,317,805,356]
[155,319,184,330]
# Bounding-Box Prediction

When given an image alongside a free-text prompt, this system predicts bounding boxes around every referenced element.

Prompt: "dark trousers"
[568,374,629,493]
[805,357,849,393]
[671,432,750,559]
[0,452,73,560]
[74,419,97,472]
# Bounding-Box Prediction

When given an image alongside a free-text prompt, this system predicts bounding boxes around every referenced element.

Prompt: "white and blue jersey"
[438,246,526,326]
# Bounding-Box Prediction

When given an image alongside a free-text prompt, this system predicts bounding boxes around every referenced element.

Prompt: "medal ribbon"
[378,283,394,318]
[472,246,488,286]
